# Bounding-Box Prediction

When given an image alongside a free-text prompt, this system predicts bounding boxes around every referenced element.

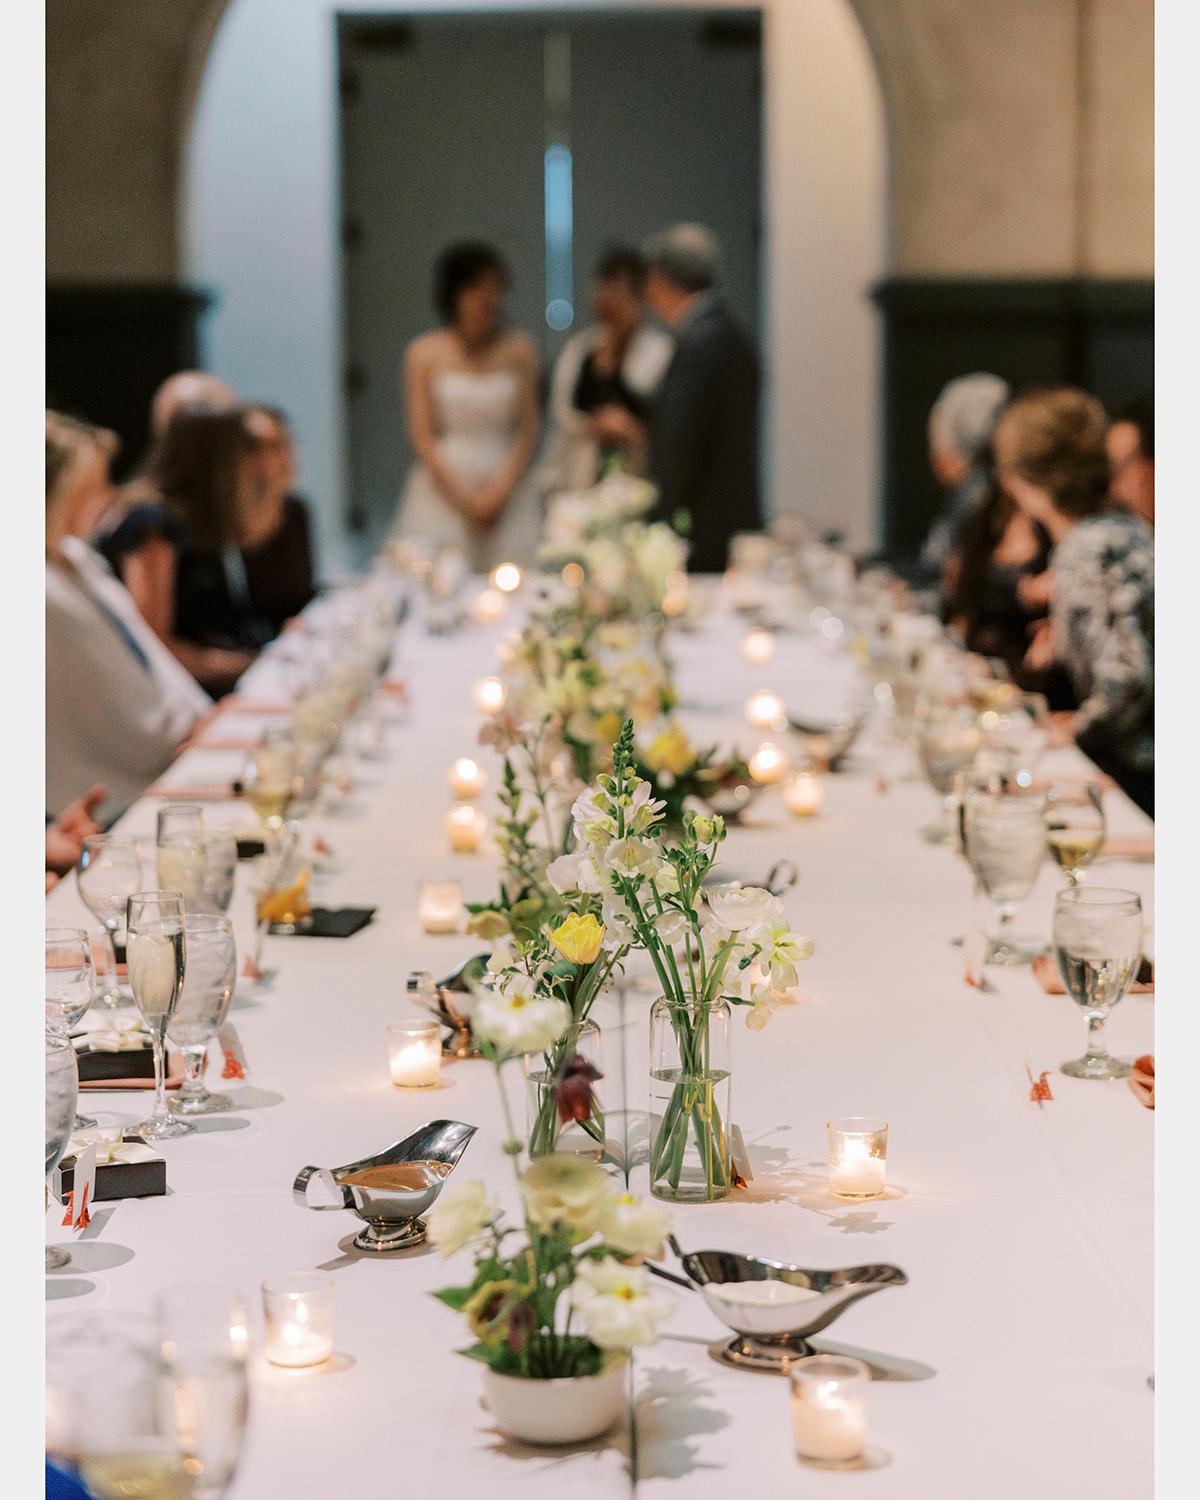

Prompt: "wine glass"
[963,785,1047,964]
[167,914,237,1116]
[915,702,982,843]
[156,802,205,845]
[1052,887,1143,1079]
[198,831,239,915]
[157,831,207,911]
[977,691,1051,786]
[1044,781,1106,886]
[126,891,191,1141]
[241,731,294,839]
[46,927,97,1129]
[154,1284,250,1500]
[46,1032,79,1271]
[77,834,142,1008]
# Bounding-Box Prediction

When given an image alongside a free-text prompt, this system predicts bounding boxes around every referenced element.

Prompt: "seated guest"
[46,784,105,877]
[539,247,673,495]
[99,406,276,696]
[1106,395,1154,528]
[46,413,209,825]
[993,389,1154,816]
[642,224,760,571]
[241,404,318,632]
[920,372,1011,585]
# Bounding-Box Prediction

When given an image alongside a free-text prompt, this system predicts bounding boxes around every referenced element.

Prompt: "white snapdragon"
[572,1258,674,1349]
[745,915,816,992]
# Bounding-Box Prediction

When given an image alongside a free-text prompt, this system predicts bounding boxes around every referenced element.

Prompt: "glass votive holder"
[471,676,507,715]
[748,741,790,785]
[827,1117,888,1200]
[782,770,825,817]
[741,627,775,666]
[262,1272,334,1368]
[418,880,463,934]
[446,757,488,798]
[387,1020,442,1088]
[445,802,486,853]
[745,688,787,731]
[789,1353,870,1468]
[473,588,508,624]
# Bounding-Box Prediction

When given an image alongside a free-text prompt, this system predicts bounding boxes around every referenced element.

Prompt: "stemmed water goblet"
[126,891,191,1141]
[167,914,238,1116]
[154,1284,250,1499]
[199,831,239,914]
[1052,886,1143,1079]
[157,831,208,911]
[915,701,982,843]
[157,802,205,845]
[77,833,142,1007]
[1043,781,1106,886]
[963,783,1048,964]
[46,927,97,1128]
[46,1032,79,1271]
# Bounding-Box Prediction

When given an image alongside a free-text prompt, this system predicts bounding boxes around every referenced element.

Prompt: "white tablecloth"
[46,591,1153,1496]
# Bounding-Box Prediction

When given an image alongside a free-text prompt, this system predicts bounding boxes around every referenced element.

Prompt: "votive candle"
[471,677,508,715]
[491,563,522,593]
[262,1273,334,1369]
[473,589,508,624]
[827,1118,888,1199]
[446,802,487,853]
[387,1020,442,1087]
[782,771,825,817]
[789,1354,869,1467]
[418,880,463,934]
[447,757,488,798]
[748,741,789,785]
[746,689,787,731]
[741,628,775,666]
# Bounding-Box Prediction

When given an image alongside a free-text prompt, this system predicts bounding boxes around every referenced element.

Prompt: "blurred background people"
[643,224,760,572]
[99,406,276,696]
[1106,395,1154,528]
[539,246,673,495]
[45,785,105,891]
[46,413,209,825]
[391,241,541,570]
[149,369,238,441]
[993,389,1154,816]
[920,372,1011,587]
[241,403,317,632]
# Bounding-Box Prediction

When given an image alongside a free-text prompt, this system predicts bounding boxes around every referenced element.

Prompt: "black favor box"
[53,1139,167,1203]
[75,1044,155,1082]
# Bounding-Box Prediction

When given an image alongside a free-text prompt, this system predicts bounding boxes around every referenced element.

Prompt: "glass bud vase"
[649,996,733,1203]
[525,1019,604,1160]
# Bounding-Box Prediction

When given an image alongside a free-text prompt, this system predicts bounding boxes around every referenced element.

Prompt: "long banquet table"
[46,586,1154,1497]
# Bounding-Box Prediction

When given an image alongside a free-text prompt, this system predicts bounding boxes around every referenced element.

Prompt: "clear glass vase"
[525,1019,604,1160]
[649,996,733,1202]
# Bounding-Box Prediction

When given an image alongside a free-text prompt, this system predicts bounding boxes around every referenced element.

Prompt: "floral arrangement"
[635,720,753,832]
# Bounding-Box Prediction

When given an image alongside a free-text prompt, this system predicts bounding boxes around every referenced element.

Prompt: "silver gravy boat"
[293,1119,477,1252]
[408,954,491,1059]
[650,1235,907,1373]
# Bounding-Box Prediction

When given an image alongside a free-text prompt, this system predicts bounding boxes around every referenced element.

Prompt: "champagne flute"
[46,1032,79,1271]
[1044,781,1106,886]
[1052,886,1143,1079]
[963,785,1047,964]
[915,701,982,843]
[168,914,237,1116]
[46,927,97,1129]
[127,891,191,1141]
[77,833,142,1008]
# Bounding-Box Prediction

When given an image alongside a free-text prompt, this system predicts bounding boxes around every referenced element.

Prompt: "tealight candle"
[473,588,508,624]
[789,1354,870,1467]
[745,689,787,731]
[447,757,488,798]
[748,741,789,785]
[471,676,508,715]
[741,628,775,666]
[387,1020,442,1087]
[491,563,522,593]
[561,562,585,589]
[782,771,825,817]
[262,1272,334,1369]
[418,880,463,934]
[446,802,487,853]
[827,1117,888,1199]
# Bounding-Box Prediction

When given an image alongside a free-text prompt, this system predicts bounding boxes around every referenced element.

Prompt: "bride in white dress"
[391,243,541,572]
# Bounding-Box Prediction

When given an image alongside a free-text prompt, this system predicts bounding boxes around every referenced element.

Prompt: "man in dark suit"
[642,224,761,572]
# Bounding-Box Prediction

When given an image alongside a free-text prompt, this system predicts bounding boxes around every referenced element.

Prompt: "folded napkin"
[82,1014,148,1051]
[150,783,242,801]
[1031,954,1154,994]
[66,1125,145,1165]
[78,1048,185,1090]
[1128,1054,1154,1109]
[290,906,376,939]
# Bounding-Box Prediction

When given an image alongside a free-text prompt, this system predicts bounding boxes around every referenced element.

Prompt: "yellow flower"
[593,711,624,746]
[643,724,694,776]
[549,912,606,965]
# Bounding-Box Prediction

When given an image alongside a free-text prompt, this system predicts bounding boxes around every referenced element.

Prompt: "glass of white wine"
[168,914,238,1116]
[963,784,1048,965]
[127,891,191,1141]
[46,1032,79,1271]
[77,833,142,1007]
[1044,781,1106,885]
[241,732,294,837]
[154,1283,249,1500]
[1052,886,1143,1079]
[46,927,97,1129]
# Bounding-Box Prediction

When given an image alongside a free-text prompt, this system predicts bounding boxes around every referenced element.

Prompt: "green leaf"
[431,1286,475,1311]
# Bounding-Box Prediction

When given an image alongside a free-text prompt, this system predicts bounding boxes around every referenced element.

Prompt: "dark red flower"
[554,1053,603,1123]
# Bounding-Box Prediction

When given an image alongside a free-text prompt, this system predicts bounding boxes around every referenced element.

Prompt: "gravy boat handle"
[292,1164,352,1211]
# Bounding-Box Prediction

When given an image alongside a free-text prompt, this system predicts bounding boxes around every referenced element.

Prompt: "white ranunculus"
[572,1257,674,1348]
[745,915,815,991]
[472,974,571,1057]
[522,1154,612,1235]
[597,1191,672,1259]
[426,1179,498,1256]
[652,905,688,946]
[705,886,784,931]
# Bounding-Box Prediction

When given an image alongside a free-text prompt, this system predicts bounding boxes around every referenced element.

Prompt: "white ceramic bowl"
[482,1358,628,1444]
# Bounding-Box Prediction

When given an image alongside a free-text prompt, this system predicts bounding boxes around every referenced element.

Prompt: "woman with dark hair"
[993,388,1154,815]
[99,406,274,694]
[539,246,673,495]
[390,241,541,569]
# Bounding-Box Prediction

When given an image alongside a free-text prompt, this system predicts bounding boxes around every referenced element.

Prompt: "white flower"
[745,916,815,991]
[472,974,571,1056]
[745,982,781,1031]
[602,836,662,883]
[546,852,584,894]
[426,1179,498,1256]
[597,1191,672,1259]
[522,1155,612,1234]
[705,886,783,931]
[572,787,618,848]
[572,1257,674,1348]
[486,936,518,975]
[652,905,689,946]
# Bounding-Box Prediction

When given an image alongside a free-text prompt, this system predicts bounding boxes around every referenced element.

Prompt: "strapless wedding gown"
[391,368,541,571]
